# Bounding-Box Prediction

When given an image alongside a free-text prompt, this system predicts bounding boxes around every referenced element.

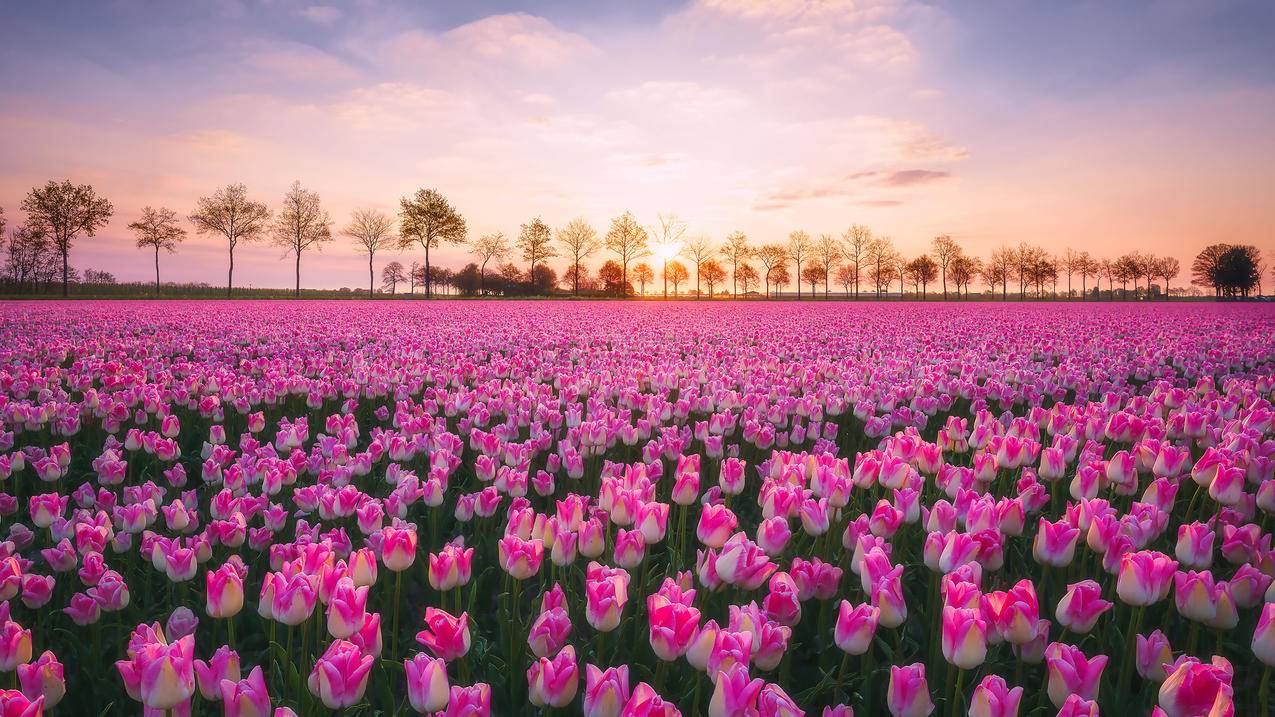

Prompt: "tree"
[931,235,960,300]
[632,262,654,294]
[835,263,857,295]
[555,218,600,296]
[409,261,423,294]
[986,247,1014,299]
[841,225,871,298]
[662,260,689,295]
[700,259,726,297]
[1076,252,1097,299]
[680,234,715,298]
[272,181,333,297]
[454,263,482,296]
[597,260,627,296]
[343,208,395,296]
[787,230,812,299]
[21,180,114,296]
[862,236,895,297]
[190,184,271,298]
[770,263,791,295]
[1155,256,1180,298]
[604,211,649,296]
[905,255,939,299]
[720,231,752,298]
[515,216,556,293]
[813,233,841,298]
[736,263,759,295]
[800,264,826,296]
[471,232,509,296]
[649,213,687,299]
[529,264,557,295]
[128,206,186,295]
[381,261,406,294]
[755,245,789,298]
[1194,244,1262,298]
[3,223,59,292]
[399,188,466,298]
[950,255,981,299]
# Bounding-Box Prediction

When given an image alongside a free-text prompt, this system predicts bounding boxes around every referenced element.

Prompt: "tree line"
[0,180,1269,299]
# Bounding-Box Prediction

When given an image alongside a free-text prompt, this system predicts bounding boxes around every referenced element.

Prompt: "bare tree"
[840,224,871,298]
[813,233,841,297]
[604,211,649,296]
[555,218,600,296]
[720,231,752,298]
[1076,252,1097,299]
[663,260,689,295]
[272,181,333,297]
[862,235,895,298]
[950,254,981,299]
[21,180,114,297]
[1062,248,1083,299]
[343,208,395,296]
[648,213,687,300]
[190,183,271,298]
[985,247,1014,299]
[786,230,811,299]
[517,217,556,290]
[931,234,960,300]
[399,188,466,298]
[381,261,406,294]
[756,244,789,298]
[905,255,939,299]
[471,232,509,296]
[736,263,759,295]
[680,234,715,298]
[835,263,857,295]
[1156,256,1180,298]
[128,206,187,295]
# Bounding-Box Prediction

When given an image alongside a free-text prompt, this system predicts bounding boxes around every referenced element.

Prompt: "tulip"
[326,577,369,640]
[307,640,374,709]
[941,606,987,669]
[1033,518,1079,568]
[1044,642,1106,708]
[584,664,630,717]
[194,645,240,701]
[16,650,64,708]
[985,579,1038,645]
[708,663,764,717]
[623,681,680,717]
[415,608,471,661]
[698,505,738,549]
[498,536,545,580]
[648,595,700,661]
[833,601,878,655]
[528,606,572,659]
[1137,630,1173,681]
[380,526,417,572]
[1157,655,1234,717]
[206,564,244,619]
[0,622,32,671]
[967,674,1023,717]
[1174,522,1214,569]
[443,683,491,717]
[1055,694,1099,717]
[0,691,42,717]
[887,663,934,717]
[1116,551,1178,606]
[1054,580,1112,634]
[527,644,578,708]
[585,568,630,633]
[405,654,449,713]
[116,634,195,710]
[220,665,270,717]
[428,543,474,592]
[1254,603,1275,667]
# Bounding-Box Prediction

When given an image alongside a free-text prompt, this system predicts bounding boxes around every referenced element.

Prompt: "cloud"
[875,169,951,186]
[299,5,342,25]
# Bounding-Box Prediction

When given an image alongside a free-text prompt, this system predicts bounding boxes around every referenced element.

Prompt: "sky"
[1,0,1273,290]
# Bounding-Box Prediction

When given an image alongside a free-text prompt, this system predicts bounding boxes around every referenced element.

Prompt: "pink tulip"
[1044,642,1106,708]
[380,525,418,572]
[585,565,630,632]
[194,645,240,701]
[1157,655,1234,717]
[405,654,449,713]
[648,595,700,661]
[442,683,491,717]
[1174,522,1214,569]
[326,577,369,640]
[584,664,630,717]
[968,674,1023,717]
[697,505,738,549]
[428,542,474,592]
[271,573,318,626]
[16,650,64,709]
[0,691,42,717]
[1055,694,1099,717]
[0,621,32,672]
[1117,550,1178,606]
[623,681,681,716]
[498,536,544,580]
[941,606,987,669]
[527,644,578,708]
[528,607,572,659]
[116,634,195,710]
[886,663,934,717]
[708,663,764,717]
[984,579,1038,645]
[833,601,878,655]
[1033,518,1079,567]
[415,608,471,661]
[219,665,270,717]
[1137,630,1173,681]
[307,640,373,709]
[1054,580,1112,634]
[206,564,244,619]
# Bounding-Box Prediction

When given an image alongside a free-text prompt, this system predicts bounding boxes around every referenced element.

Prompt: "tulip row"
[0,300,1271,717]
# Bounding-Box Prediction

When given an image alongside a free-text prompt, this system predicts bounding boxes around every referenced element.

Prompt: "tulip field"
[1,299,1274,717]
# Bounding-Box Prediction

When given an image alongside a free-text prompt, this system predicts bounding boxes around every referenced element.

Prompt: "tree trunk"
[227,244,234,299]
[942,268,947,300]
[369,255,375,297]
[155,247,161,296]
[61,246,69,297]
[425,242,432,298]
[295,251,301,298]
